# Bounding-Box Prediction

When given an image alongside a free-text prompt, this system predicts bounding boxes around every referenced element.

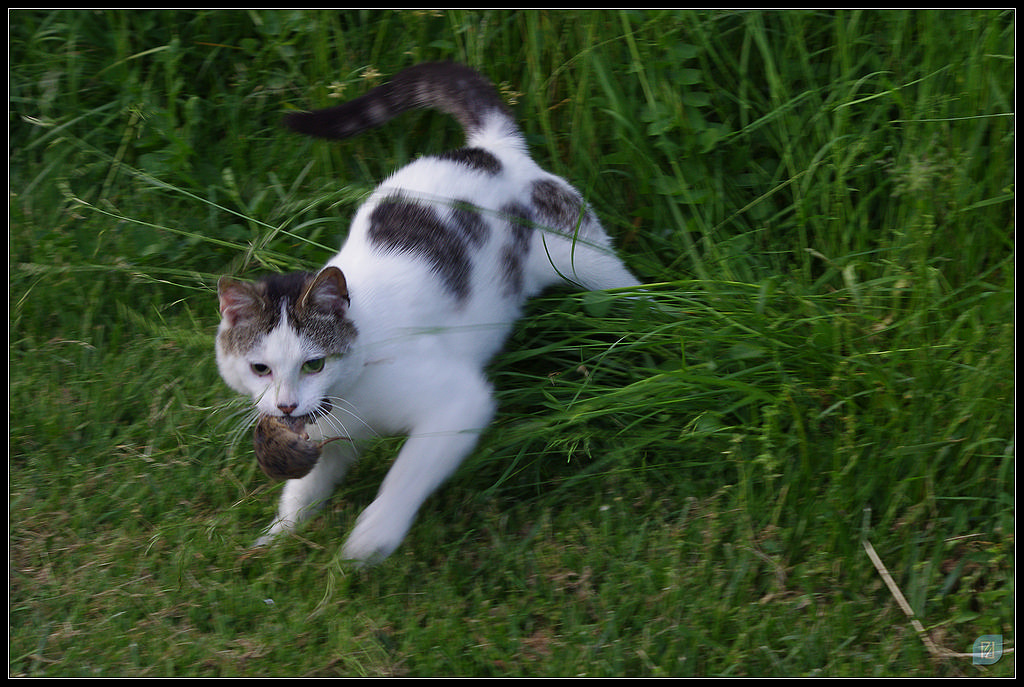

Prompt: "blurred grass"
[9,9,1014,677]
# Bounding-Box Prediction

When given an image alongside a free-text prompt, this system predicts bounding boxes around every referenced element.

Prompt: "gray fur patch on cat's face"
[368,195,489,302]
[218,273,300,355]
[217,269,357,356]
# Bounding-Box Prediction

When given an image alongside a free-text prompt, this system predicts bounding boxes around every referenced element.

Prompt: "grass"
[9,9,1014,677]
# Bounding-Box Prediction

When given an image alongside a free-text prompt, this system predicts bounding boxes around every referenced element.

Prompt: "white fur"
[220,111,638,565]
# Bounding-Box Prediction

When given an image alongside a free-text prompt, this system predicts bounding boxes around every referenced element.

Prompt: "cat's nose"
[277,403,299,416]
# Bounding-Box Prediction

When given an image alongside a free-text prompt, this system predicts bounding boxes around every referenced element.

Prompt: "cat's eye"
[250,363,271,377]
[302,357,326,374]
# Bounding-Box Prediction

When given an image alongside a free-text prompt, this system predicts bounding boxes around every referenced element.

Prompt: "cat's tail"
[283,62,517,144]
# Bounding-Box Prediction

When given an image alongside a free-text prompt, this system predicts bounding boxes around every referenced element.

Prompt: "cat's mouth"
[267,399,334,438]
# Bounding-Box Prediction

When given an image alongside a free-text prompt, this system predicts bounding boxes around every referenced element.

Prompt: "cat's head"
[216,267,360,417]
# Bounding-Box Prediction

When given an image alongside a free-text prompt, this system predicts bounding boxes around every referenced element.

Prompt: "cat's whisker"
[320,395,379,437]
[305,393,374,440]
[307,402,339,435]
[212,398,261,448]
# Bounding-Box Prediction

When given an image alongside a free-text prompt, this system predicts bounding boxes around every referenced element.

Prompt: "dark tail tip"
[282,62,511,141]
[282,107,369,140]
[282,110,311,134]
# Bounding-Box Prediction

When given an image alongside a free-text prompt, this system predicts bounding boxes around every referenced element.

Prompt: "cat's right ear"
[299,267,350,316]
[218,277,263,327]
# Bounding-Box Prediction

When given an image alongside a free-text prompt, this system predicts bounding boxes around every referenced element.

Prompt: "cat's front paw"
[341,505,412,566]
[253,516,296,548]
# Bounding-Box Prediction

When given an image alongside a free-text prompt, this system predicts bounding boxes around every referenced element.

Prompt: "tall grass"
[9,9,1014,676]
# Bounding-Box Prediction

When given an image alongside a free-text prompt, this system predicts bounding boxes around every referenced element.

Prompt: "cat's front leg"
[341,376,496,565]
[256,439,357,546]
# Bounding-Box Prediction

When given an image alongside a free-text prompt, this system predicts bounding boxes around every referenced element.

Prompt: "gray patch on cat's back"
[498,202,534,296]
[531,178,596,236]
[448,201,489,249]
[368,195,489,302]
[433,147,503,175]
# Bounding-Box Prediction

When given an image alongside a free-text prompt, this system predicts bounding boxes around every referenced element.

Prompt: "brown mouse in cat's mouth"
[254,414,344,480]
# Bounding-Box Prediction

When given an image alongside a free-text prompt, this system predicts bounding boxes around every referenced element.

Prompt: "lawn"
[9,9,1014,676]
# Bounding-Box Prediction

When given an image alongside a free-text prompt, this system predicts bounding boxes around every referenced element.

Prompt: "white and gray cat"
[216,62,639,565]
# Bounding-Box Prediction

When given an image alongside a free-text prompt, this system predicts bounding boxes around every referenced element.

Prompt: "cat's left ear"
[299,267,350,316]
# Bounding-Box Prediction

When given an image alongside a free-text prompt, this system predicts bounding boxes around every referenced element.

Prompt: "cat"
[216,62,639,565]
